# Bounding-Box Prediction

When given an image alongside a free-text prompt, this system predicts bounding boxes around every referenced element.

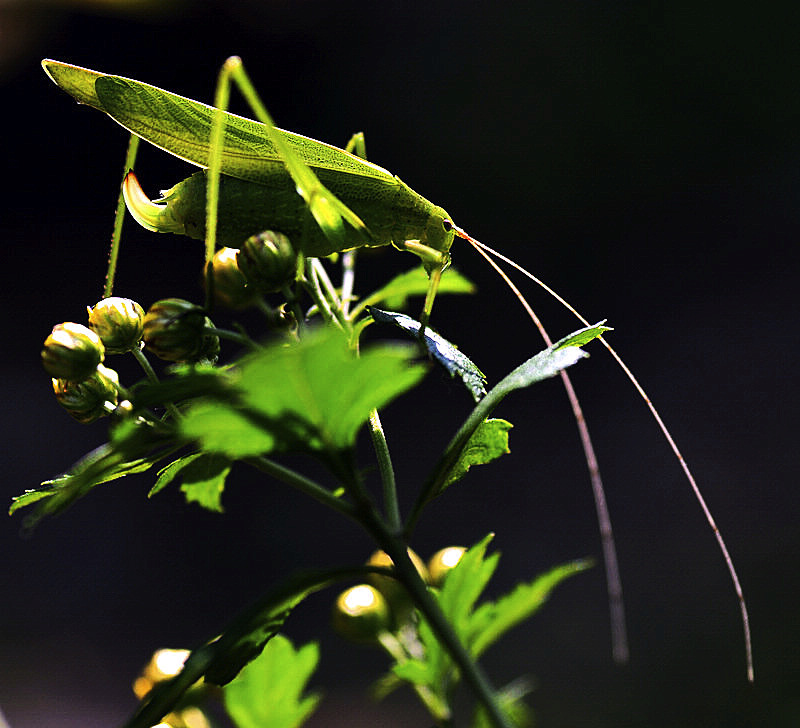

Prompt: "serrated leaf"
[224,634,321,728]
[408,535,498,692]
[180,327,427,458]
[128,368,228,410]
[10,423,180,526]
[411,323,608,521]
[123,567,362,728]
[360,266,475,311]
[367,307,486,402]
[181,454,231,512]
[151,452,231,512]
[11,451,158,516]
[467,559,593,658]
[437,535,499,635]
[150,453,203,497]
[442,419,512,489]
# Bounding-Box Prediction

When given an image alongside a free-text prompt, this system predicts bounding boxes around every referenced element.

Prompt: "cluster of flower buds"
[42,319,116,423]
[42,293,223,422]
[204,232,298,311]
[331,546,466,644]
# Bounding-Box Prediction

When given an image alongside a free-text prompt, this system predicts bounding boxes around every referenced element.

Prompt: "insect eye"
[442,219,454,232]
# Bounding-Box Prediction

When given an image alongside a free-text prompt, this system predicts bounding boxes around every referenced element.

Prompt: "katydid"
[41,57,753,681]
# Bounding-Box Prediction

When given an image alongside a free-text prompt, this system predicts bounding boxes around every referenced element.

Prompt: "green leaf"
[150,454,201,497]
[151,452,232,512]
[360,266,475,312]
[180,327,427,458]
[224,634,321,728]
[471,680,534,728]
[180,455,231,513]
[11,451,157,516]
[10,421,181,527]
[442,419,512,489]
[401,535,498,694]
[553,320,612,350]
[123,567,363,728]
[410,323,608,523]
[467,559,593,658]
[391,659,433,686]
[128,367,228,410]
[367,307,486,402]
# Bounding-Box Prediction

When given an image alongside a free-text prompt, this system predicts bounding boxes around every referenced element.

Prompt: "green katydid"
[41,57,752,682]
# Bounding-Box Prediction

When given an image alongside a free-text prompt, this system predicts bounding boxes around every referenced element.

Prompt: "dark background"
[1,1,797,726]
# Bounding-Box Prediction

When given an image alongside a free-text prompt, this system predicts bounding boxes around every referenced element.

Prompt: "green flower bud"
[236,231,297,294]
[332,584,391,643]
[427,546,466,588]
[42,322,104,381]
[206,247,259,310]
[143,299,207,362]
[87,296,145,354]
[52,364,119,423]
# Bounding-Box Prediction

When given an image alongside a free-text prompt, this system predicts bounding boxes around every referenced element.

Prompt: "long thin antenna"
[456,227,753,682]
[461,229,628,663]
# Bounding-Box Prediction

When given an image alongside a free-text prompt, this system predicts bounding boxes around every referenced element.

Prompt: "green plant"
[11,57,752,728]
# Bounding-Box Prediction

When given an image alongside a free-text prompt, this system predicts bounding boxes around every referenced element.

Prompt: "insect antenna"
[453,225,753,682]
[451,224,628,664]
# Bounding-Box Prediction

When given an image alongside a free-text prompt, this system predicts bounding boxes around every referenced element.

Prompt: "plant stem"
[365,516,512,728]
[340,250,356,317]
[311,258,350,331]
[302,262,342,331]
[130,346,182,421]
[204,325,259,350]
[377,631,452,722]
[245,455,358,521]
[280,284,306,334]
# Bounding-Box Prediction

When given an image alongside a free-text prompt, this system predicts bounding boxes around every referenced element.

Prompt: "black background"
[1,2,798,726]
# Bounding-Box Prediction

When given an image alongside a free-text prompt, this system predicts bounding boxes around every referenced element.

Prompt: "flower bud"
[52,364,119,423]
[42,322,104,381]
[87,297,145,354]
[206,247,259,310]
[332,584,391,644]
[133,648,190,699]
[237,231,297,294]
[427,546,466,588]
[143,299,207,362]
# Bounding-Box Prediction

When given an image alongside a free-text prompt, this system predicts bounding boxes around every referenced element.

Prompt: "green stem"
[130,347,182,422]
[302,261,342,331]
[365,517,512,728]
[311,258,349,331]
[244,455,358,521]
[377,631,452,722]
[281,283,306,334]
[104,133,140,298]
[204,326,259,350]
[340,250,356,317]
